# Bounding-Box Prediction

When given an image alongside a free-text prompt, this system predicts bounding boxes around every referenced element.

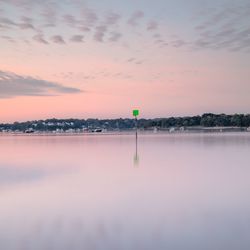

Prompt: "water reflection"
[0,166,47,186]
[133,132,139,167]
[0,133,250,250]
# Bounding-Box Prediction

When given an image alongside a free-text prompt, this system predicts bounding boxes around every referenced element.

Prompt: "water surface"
[0,133,250,250]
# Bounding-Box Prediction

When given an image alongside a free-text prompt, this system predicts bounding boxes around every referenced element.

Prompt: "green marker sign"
[133,109,139,117]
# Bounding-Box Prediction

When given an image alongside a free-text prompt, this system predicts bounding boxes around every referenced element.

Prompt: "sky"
[0,0,250,122]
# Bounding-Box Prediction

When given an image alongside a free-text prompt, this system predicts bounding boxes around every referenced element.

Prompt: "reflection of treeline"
[1,113,250,132]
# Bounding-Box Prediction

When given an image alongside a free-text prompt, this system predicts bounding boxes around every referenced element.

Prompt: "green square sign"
[133,109,139,117]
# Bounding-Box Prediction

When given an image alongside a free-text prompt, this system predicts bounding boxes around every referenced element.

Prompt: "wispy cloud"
[147,21,158,31]
[127,58,135,62]
[50,35,65,44]
[18,22,34,30]
[109,32,122,42]
[0,0,53,7]
[81,8,98,27]
[1,35,15,43]
[94,25,107,42]
[192,1,250,51]
[128,11,144,26]
[0,16,35,30]
[33,34,49,44]
[63,14,78,27]
[0,3,158,49]
[172,39,187,48]
[0,17,17,28]
[40,2,58,27]
[3,0,248,53]
[0,70,81,98]
[105,12,121,26]
[70,34,84,43]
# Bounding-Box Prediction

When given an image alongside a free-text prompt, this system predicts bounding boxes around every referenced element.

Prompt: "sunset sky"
[0,0,250,122]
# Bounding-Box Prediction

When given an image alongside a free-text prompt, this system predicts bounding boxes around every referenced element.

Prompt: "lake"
[0,133,250,250]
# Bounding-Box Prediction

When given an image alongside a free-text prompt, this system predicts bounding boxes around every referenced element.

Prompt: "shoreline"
[0,129,249,137]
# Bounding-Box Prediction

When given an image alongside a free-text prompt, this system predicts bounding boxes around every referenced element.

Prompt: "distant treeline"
[1,113,250,132]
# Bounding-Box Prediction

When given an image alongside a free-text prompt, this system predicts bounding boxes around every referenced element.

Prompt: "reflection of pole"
[135,125,138,157]
[135,116,138,159]
[134,116,139,166]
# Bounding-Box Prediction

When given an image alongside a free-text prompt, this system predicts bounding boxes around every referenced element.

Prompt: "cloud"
[77,8,99,32]
[70,35,84,43]
[105,12,121,25]
[94,25,107,42]
[18,22,34,29]
[127,58,135,62]
[81,8,98,27]
[154,38,168,48]
[128,11,144,26]
[0,17,17,28]
[109,32,122,42]
[0,16,35,30]
[20,16,32,23]
[126,57,144,65]
[193,1,250,51]
[153,33,161,38]
[0,0,53,8]
[50,35,65,44]
[147,21,158,31]
[135,60,143,65]
[171,39,187,48]
[1,35,15,43]
[0,70,81,98]
[18,16,35,29]
[63,14,78,27]
[79,26,91,32]
[41,2,58,27]
[33,34,49,44]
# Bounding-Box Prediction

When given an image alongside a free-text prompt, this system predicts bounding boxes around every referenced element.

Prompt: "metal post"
[135,116,138,141]
[133,109,139,166]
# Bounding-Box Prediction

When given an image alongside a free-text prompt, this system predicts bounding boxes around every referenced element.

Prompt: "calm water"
[0,133,250,250]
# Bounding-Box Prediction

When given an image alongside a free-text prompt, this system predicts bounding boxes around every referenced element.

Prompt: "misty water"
[0,133,250,250]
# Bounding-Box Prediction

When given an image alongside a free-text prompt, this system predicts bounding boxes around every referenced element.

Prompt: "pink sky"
[0,0,250,122]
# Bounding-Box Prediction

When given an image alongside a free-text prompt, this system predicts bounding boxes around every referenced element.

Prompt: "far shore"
[0,127,249,136]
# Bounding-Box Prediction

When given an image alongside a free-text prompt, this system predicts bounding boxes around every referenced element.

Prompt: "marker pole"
[132,109,140,166]
[135,116,138,141]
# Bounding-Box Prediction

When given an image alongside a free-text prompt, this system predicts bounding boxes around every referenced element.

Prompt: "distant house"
[169,127,175,133]
[92,128,103,133]
[25,128,34,133]
[180,126,185,132]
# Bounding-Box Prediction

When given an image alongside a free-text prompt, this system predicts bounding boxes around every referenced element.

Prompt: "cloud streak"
[50,35,65,44]
[192,1,250,51]
[33,34,49,44]
[1,0,249,53]
[128,11,144,26]
[105,12,121,26]
[0,16,35,30]
[70,34,84,43]
[81,8,98,27]
[147,21,158,31]
[109,32,122,42]
[94,25,107,42]
[0,71,81,98]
